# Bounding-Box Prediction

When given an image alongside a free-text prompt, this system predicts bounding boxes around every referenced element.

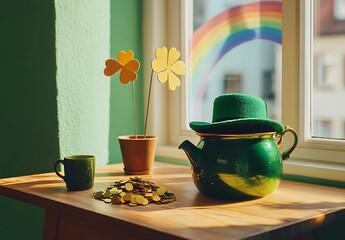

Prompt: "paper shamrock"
[151,47,186,91]
[104,50,140,84]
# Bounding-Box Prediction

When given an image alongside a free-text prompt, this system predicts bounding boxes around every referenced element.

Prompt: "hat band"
[196,131,277,140]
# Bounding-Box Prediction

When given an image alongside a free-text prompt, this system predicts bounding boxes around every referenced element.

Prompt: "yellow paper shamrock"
[151,47,186,91]
[104,50,140,84]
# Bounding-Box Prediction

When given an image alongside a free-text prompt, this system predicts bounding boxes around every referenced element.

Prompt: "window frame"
[143,0,196,161]
[143,0,345,182]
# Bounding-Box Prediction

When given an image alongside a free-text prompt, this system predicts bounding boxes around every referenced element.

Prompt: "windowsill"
[283,159,345,184]
[156,145,188,161]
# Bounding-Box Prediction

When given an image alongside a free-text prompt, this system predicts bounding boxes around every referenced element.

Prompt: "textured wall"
[55,0,110,166]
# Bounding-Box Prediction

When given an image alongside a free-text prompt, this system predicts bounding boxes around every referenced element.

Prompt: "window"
[280,0,345,181]
[144,0,345,182]
[189,0,282,123]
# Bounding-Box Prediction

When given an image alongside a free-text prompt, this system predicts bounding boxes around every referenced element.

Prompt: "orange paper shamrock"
[104,50,140,84]
[151,47,186,91]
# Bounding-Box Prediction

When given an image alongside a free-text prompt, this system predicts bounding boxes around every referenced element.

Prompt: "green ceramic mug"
[54,155,95,191]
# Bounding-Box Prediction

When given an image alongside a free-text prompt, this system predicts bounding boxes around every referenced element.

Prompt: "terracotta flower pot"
[118,135,157,175]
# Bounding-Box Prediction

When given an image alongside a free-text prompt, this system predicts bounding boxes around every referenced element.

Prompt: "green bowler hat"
[189,93,285,134]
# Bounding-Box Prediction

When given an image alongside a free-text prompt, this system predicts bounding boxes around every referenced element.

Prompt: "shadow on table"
[1,179,63,188]
[95,172,126,177]
[173,212,345,240]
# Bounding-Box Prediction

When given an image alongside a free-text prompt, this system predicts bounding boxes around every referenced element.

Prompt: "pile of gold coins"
[93,176,176,206]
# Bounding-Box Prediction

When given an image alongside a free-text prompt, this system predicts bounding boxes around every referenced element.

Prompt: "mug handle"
[54,159,65,179]
[276,126,298,161]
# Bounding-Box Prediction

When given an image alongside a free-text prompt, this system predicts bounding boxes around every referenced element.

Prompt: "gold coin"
[129,202,137,206]
[117,189,123,194]
[111,196,120,205]
[120,196,126,203]
[133,176,142,181]
[93,191,104,199]
[136,195,145,205]
[130,195,137,204]
[119,192,126,197]
[109,187,118,194]
[124,193,132,202]
[103,191,111,198]
[164,191,173,198]
[157,187,166,196]
[142,198,149,206]
[125,182,134,191]
[152,195,160,202]
[145,193,153,197]
[104,198,111,203]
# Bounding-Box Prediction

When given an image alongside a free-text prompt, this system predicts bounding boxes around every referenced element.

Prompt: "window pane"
[189,0,282,123]
[312,0,345,139]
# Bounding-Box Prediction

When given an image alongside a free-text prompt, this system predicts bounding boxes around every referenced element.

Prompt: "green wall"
[0,0,59,179]
[0,0,58,239]
[0,0,143,239]
[109,0,144,164]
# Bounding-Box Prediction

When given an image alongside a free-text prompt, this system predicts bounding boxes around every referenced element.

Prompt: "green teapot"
[179,94,298,200]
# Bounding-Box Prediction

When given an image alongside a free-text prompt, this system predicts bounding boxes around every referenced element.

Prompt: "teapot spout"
[178,140,200,168]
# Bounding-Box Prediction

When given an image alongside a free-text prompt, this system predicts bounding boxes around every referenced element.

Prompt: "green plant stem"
[144,69,154,138]
[131,81,137,138]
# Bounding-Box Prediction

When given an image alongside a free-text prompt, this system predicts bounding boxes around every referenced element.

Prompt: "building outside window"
[334,0,345,20]
[314,120,332,138]
[313,0,345,139]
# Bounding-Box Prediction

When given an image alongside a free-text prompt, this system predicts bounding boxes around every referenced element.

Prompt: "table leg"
[42,209,59,240]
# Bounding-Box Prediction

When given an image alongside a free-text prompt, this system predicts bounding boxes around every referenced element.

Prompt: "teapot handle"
[275,126,298,161]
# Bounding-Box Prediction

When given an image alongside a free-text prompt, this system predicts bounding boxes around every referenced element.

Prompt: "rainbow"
[190,1,282,117]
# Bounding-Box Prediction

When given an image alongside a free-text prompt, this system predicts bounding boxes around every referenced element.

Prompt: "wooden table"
[1,162,345,240]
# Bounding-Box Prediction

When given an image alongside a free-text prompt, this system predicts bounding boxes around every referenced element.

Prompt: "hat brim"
[190,118,285,134]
